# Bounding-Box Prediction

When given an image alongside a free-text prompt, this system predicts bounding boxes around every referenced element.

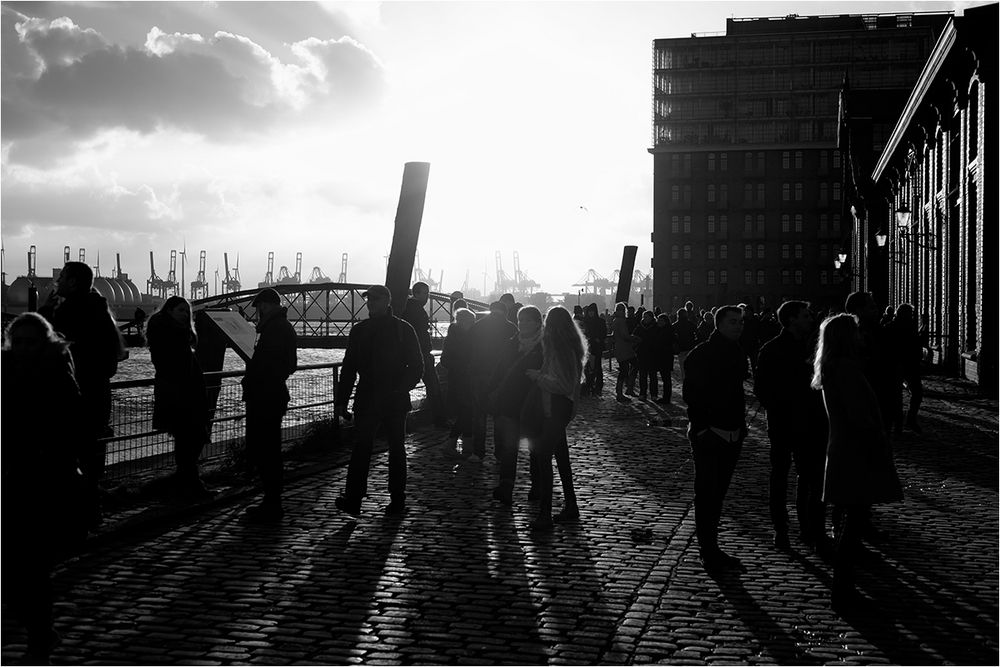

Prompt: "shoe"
[244,502,284,523]
[527,486,539,501]
[773,532,791,551]
[530,516,554,532]
[334,495,361,517]
[553,506,580,523]
[385,500,406,516]
[702,551,743,572]
[492,486,513,507]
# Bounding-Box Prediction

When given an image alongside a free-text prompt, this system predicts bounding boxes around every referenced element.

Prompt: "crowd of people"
[2,270,929,660]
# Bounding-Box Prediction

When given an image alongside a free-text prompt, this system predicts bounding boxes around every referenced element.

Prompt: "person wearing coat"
[440,307,477,457]
[611,302,639,402]
[146,296,211,493]
[654,314,676,404]
[811,313,903,609]
[581,303,607,395]
[634,310,660,400]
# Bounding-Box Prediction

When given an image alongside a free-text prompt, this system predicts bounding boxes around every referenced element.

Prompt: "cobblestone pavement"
[3,374,997,665]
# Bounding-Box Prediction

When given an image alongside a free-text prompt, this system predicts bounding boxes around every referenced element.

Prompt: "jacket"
[440,323,475,401]
[336,314,423,415]
[611,315,637,361]
[469,314,518,381]
[487,335,543,418]
[146,311,210,439]
[400,297,433,354]
[39,289,124,395]
[682,331,748,434]
[634,321,660,366]
[820,359,903,505]
[242,307,297,405]
[754,329,827,438]
[674,318,698,353]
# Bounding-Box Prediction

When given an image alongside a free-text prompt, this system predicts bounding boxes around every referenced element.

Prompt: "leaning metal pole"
[385,162,431,315]
[614,245,638,305]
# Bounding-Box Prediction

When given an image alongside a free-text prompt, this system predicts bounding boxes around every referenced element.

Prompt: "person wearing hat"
[335,284,424,517]
[241,287,297,522]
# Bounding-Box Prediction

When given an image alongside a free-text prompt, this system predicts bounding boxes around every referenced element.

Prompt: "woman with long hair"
[811,313,902,609]
[526,306,588,531]
[146,296,212,494]
[2,312,84,663]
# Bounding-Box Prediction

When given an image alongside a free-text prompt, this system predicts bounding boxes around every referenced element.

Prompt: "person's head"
[626,305,636,317]
[614,301,627,316]
[252,287,282,318]
[894,303,914,324]
[573,305,584,317]
[516,305,542,338]
[3,312,62,357]
[489,300,507,317]
[656,313,670,327]
[500,293,516,307]
[641,311,655,325]
[776,300,813,339]
[584,303,598,318]
[453,307,476,331]
[450,290,464,302]
[702,311,713,324]
[362,284,391,318]
[714,305,743,341]
[684,300,694,311]
[883,306,895,317]
[844,291,878,324]
[542,305,587,370]
[676,308,688,321]
[811,313,861,390]
[161,295,193,326]
[452,298,468,311]
[411,281,430,305]
[55,261,94,297]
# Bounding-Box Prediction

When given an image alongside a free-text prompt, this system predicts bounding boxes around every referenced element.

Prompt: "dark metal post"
[385,162,431,315]
[614,245,638,305]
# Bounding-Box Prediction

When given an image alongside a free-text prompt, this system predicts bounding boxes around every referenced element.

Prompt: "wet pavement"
[3,372,997,665]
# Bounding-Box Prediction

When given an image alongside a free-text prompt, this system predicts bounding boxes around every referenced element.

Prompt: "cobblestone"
[2,374,996,664]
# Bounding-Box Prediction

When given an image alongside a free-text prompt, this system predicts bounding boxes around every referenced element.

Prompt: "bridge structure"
[192,282,489,349]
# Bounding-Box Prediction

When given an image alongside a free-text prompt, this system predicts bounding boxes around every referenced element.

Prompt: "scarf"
[517,328,542,353]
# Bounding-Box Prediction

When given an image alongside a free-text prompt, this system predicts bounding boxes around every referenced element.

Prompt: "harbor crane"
[337,253,348,283]
[222,253,241,293]
[164,250,179,297]
[277,252,303,284]
[178,243,188,299]
[147,251,169,298]
[260,251,275,287]
[308,266,329,283]
[495,251,517,294]
[573,269,613,296]
[412,252,438,290]
[512,251,539,295]
[461,269,470,294]
[190,250,209,299]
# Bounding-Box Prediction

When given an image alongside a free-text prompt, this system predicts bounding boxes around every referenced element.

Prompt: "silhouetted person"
[194,309,227,429]
[844,291,897,435]
[401,281,447,428]
[242,288,297,522]
[38,261,124,529]
[811,314,902,610]
[674,308,698,382]
[500,293,517,326]
[888,303,924,433]
[754,301,828,551]
[526,306,586,531]
[335,285,423,517]
[146,296,211,494]
[469,301,518,460]
[489,306,544,504]
[2,313,84,663]
[738,303,761,373]
[654,313,675,404]
[696,310,714,343]
[611,302,638,402]
[440,307,477,457]
[634,310,659,400]
[581,303,607,395]
[683,305,749,572]
[880,306,895,327]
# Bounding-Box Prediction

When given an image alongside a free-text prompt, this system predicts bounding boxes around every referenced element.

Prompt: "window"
[756,152,765,172]
[720,244,728,260]
[708,245,716,260]
[707,215,716,234]
[744,215,753,235]
[794,269,803,285]
[794,214,803,233]
[683,154,692,176]
[683,270,691,286]
[820,243,828,259]
[795,182,804,201]
[744,183,753,203]
[671,271,679,285]
[708,152,716,171]
[756,214,765,234]
[683,244,691,259]
[683,185,692,205]
[720,269,728,284]
[671,216,680,234]
[744,269,753,284]
[744,244,753,259]
[720,184,728,204]
[781,244,790,259]
[708,184,716,202]
[833,150,841,169]
[671,185,680,203]
[820,150,829,171]
[756,269,765,284]
[832,214,841,234]
[744,152,753,171]
[781,269,791,284]
[671,245,679,260]
[683,216,692,233]
[782,214,791,233]
[756,244,765,259]
[794,244,803,259]
[819,214,829,235]
[707,270,716,286]
[782,183,791,201]
[819,270,828,285]
[782,151,791,169]
[720,152,728,171]
[794,150,803,169]
[756,183,766,203]
[833,182,841,201]
[970,82,980,160]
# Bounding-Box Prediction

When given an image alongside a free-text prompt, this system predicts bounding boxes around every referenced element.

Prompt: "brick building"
[649,11,950,314]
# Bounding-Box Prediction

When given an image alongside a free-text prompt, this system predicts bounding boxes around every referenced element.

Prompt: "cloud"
[1,9,386,166]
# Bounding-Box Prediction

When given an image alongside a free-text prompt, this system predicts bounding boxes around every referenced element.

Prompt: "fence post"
[331,365,340,439]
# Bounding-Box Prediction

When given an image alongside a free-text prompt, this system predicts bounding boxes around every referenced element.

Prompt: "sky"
[0,0,983,298]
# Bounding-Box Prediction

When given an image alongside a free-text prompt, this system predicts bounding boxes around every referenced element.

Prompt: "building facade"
[650,12,949,314]
[855,3,996,391]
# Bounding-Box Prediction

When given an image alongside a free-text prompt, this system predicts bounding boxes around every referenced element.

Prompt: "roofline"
[872,18,958,182]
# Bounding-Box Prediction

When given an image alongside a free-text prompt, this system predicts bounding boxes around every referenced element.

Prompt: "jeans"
[637,363,658,397]
[344,402,408,503]
[768,431,825,542]
[616,358,636,397]
[691,429,743,557]
[496,415,538,492]
[658,361,673,401]
[246,402,287,505]
[531,395,577,519]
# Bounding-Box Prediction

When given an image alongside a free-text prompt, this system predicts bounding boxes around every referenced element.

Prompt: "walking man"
[468,301,518,460]
[242,287,297,522]
[39,261,125,529]
[683,305,749,572]
[335,285,423,516]
[401,281,447,428]
[754,301,828,551]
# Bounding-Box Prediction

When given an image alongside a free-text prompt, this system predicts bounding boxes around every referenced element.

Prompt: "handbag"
[519,384,545,438]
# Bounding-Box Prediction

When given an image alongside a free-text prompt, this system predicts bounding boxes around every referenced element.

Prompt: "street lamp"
[837,251,848,264]
[875,229,887,247]
[895,204,912,229]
